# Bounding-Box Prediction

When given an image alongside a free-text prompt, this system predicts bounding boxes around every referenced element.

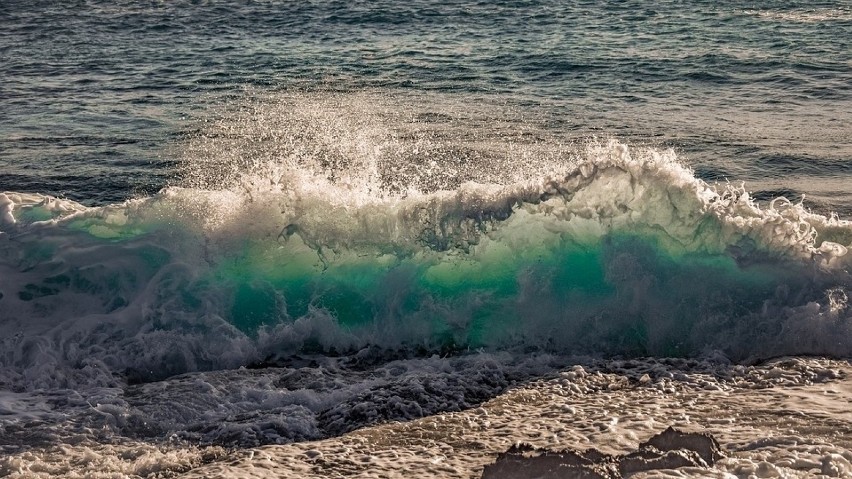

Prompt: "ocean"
[1,1,851,477]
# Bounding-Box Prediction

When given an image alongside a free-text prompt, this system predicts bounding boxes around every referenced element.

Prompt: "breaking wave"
[1,121,850,391]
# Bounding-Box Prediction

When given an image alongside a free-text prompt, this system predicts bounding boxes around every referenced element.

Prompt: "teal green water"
[206,228,788,358]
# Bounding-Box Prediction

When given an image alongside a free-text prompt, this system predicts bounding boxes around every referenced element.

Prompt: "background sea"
[0,1,851,477]
[3,0,850,212]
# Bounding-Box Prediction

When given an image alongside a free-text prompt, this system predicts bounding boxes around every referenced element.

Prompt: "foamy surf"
[2,356,849,478]
[1,141,850,393]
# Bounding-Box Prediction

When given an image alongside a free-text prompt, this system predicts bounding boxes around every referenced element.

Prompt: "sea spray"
[1,141,850,391]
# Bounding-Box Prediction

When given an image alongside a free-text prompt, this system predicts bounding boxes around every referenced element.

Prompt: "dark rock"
[640,426,724,465]
[620,448,706,475]
[481,427,725,479]
[481,444,620,479]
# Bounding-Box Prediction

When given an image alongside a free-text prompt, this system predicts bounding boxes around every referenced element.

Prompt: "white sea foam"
[2,356,848,478]
[0,140,850,394]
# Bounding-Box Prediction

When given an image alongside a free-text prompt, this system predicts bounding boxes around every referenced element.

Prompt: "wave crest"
[1,140,850,390]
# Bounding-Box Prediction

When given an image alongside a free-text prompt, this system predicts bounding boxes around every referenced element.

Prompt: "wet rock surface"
[482,427,724,479]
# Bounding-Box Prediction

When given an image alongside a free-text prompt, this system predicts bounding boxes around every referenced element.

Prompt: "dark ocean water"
[2,0,851,211]
[1,0,851,460]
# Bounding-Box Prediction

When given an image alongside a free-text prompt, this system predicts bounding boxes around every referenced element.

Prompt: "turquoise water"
[2,146,849,381]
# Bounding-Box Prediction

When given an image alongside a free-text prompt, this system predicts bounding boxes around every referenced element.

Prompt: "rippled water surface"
[2,0,850,211]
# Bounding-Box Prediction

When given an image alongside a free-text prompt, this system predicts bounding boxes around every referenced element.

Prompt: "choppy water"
[3,0,851,209]
[0,0,851,471]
